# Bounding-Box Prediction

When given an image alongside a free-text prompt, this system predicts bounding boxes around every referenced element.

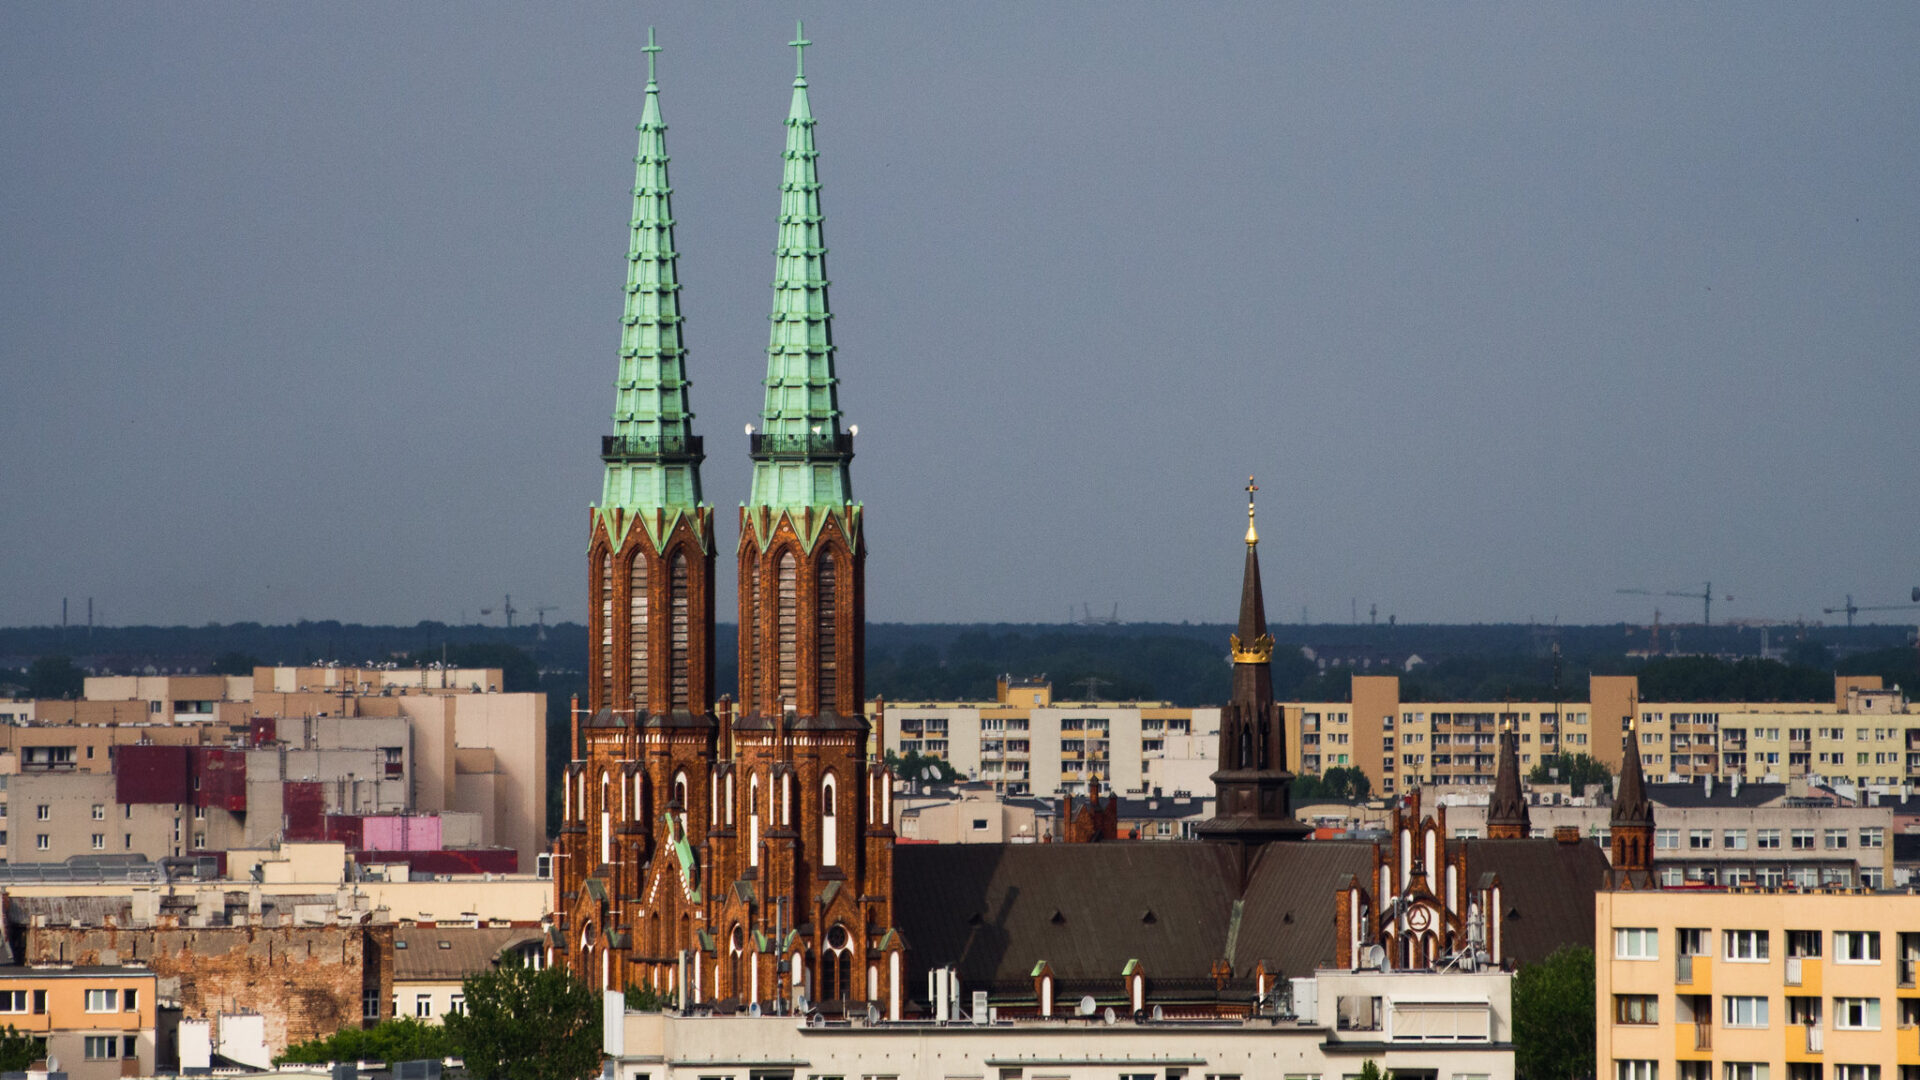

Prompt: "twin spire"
[600,24,848,522]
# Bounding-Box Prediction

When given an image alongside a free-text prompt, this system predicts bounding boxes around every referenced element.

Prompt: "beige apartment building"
[1597,887,1920,1080]
[884,677,1219,798]
[1290,674,1905,798]
[1,667,546,868]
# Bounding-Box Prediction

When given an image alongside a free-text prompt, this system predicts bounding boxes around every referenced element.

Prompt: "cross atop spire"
[1245,476,1259,546]
[643,26,661,85]
[790,20,811,84]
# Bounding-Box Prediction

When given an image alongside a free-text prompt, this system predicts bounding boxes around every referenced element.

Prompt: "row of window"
[1615,927,1890,963]
[0,988,139,1014]
[1619,1063,1887,1080]
[1653,827,1883,850]
[1616,993,1885,1029]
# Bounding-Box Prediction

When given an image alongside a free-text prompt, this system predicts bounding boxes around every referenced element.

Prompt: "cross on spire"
[1245,476,1259,546]
[790,20,811,82]
[643,26,661,84]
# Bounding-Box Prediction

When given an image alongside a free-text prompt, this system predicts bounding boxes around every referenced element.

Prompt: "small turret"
[1485,716,1532,840]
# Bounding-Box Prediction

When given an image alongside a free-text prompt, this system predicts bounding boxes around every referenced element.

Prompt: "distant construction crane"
[1617,581,1730,626]
[1823,589,1920,628]
[533,603,560,641]
[1074,603,1120,626]
[479,594,518,628]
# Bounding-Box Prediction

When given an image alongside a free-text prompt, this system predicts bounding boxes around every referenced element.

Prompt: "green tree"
[1355,1062,1383,1080]
[623,984,665,1012]
[1512,945,1595,1080]
[0,1026,45,1071]
[209,651,263,676]
[444,962,601,1080]
[1528,753,1613,799]
[275,1019,454,1065]
[26,655,84,699]
[885,749,960,785]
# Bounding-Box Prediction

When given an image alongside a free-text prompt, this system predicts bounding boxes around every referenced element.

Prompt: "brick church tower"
[1198,480,1310,850]
[554,28,901,1020]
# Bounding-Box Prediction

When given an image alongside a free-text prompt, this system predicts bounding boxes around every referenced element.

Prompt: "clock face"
[1407,905,1432,931]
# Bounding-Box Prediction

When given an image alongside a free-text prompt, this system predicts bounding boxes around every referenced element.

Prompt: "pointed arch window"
[776,552,799,706]
[748,555,763,710]
[816,558,838,708]
[821,773,838,868]
[599,551,614,706]
[599,772,612,865]
[628,554,649,714]
[669,553,690,708]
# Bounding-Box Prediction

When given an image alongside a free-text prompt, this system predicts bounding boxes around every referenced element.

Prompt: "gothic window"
[823,923,852,1006]
[673,771,689,809]
[599,551,614,705]
[776,552,798,707]
[1239,725,1253,770]
[628,554,649,713]
[669,553,690,708]
[817,558,838,707]
[599,773,612,865]
[821,773,838,867]
[749,773,762,867]
[748,555,763,709]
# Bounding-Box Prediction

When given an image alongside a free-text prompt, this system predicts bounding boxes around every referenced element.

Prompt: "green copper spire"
[748,21,853,513]
[600,28,705,529]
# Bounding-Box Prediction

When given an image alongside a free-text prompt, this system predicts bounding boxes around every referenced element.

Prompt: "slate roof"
[1460,838,1612,967]
[1892,833,1920,865]
[896,836,1610,996]
[392,926,543,982]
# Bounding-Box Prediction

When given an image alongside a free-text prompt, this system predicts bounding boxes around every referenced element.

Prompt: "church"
[551,29,1644,1022]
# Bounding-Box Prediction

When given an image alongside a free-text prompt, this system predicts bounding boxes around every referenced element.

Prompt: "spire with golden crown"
[1486,713,1532,839]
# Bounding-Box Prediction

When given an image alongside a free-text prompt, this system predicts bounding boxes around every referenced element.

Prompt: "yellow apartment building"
[1289,674,1904,797]
[1597,888,1920,1080]
[0,966,159,1080]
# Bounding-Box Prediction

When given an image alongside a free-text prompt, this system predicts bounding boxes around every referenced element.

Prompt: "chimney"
[1553,825,1581,844]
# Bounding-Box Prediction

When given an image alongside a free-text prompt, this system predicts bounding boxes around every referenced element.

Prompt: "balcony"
[1677,954,1694,984]
[600,433,703,460]
[1801,1023,1823,1054]
[749,431,854,460]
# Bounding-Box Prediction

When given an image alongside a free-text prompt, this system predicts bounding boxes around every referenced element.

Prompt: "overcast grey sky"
[4,5,1917,629]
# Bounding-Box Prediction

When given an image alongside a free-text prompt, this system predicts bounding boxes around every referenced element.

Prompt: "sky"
[3,5,1917,630]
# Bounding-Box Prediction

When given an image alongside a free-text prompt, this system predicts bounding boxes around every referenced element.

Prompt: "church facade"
[551,30,903,1019]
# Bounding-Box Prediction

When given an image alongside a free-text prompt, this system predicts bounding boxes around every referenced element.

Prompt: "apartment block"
[1291,674,1906,798]
[1597,887,1920,1080]
[0,967,159,1080]
[883,677,1220,797]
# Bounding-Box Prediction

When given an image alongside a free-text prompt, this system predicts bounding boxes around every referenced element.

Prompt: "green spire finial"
[643,26,661,86]
[790,20,810,83]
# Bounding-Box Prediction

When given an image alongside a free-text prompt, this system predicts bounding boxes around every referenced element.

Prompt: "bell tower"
[1198,479,1310,850]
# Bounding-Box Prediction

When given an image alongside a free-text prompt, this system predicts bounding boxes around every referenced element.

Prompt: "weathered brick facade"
[23,924,393,1055]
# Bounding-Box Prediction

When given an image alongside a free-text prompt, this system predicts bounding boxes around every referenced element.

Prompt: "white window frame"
[1722,995,1768,1028]
[1616,1062,1658,1080]
[1833,997,1880,1031]
[84,988,118,1013]
[1615,928,1659,960]
[1834,932,1880,964]
[1724,930,1769,963]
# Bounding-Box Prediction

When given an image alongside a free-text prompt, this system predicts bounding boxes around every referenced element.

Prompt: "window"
[1832,1067,1879,1080]
[1835,932,1880,963]
[123,989,137,1011]
[1617,1063,1658,1080]
[1725,930,1770,962]
[362,991,381,1020]
[1615,928,1659,960]
[1757,828,1781,849]
[1655,828,1680,850]
[1690,829,1713,849]
[85,989,117,1012]
[0,992,25,1013]
[1677,928,1708,957]
[34,835,47,851]
[90,834,104,850]
[971,819,988,831]
[34,805,48,821]
[1722,829,1747,850]
[1787,930,1822,958]
[90,804,104,820]
[1723,995,1768,1027]
[1834,997,1880,1030]
[1790,828,1815,850]
[1825,828,1848,849]
[83,1036,119,1060]
[448,994,464,1016]
[1860,827,1884,848]
[1722,1067,1768,1080]
[415,994,432,1018]
[32,991,45,1015]
[1614,995,1659,1024]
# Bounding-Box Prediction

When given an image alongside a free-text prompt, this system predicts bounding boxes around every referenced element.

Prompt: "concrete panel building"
[0,967,159,1080]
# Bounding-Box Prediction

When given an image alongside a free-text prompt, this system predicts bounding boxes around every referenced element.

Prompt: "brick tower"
[1608,706,1657,887]
[1198,479,1311,851]
[555,27,902,1020]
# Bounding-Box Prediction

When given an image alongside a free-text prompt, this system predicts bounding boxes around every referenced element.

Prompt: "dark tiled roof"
[1460,838,1611,967]
[393,926,543,982]
[894,843,1242,988]
[1646,782,1786,809]
[1234,842,1374,975]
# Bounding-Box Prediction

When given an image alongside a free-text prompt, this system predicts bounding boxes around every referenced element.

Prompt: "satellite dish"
[1151,1004,1165,1021]
[866,1003,881,1025]
[1077,994,1097,1016]
[795,992,810,1012]
[747,1002,761,1017]
[1103,1006,1116,1025]
[1363,944,1388,972]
